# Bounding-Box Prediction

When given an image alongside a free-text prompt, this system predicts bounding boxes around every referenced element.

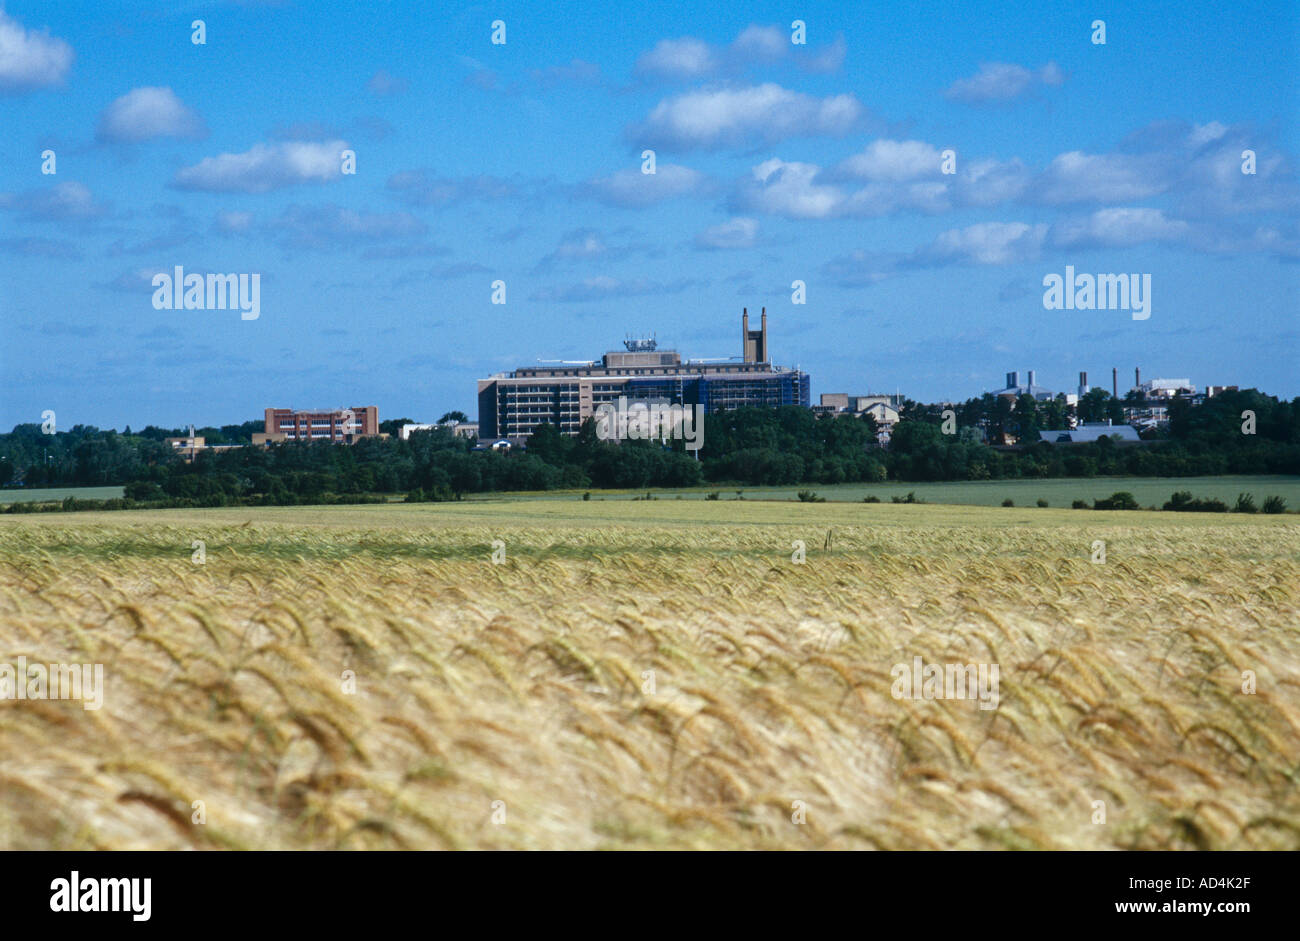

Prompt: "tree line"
[1,388,1297,509]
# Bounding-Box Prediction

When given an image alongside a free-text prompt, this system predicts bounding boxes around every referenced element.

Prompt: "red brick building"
[256,406,379,444]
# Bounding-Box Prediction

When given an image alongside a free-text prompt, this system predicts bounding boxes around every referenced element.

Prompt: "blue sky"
[1,0,1297,430]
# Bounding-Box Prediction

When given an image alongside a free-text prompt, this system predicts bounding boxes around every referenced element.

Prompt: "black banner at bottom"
[2,850,1287,928]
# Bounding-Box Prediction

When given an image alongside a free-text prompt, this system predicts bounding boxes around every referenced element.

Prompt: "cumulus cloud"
[914,221,1048,265]
[579,163,708,208]
[536,229,607,268]
[172,140,349,192]
[733,158,844,219]
[629,83,865,151]
[96,87,205,143]
[943,61,1065,103]
[534,229,658,271]
[1036,151,1171,204]
[694,217,759,250]
[0,10,73,93]
[730,25,788,64]
[1049,207,1190,249]
[636,37,717,79]
[822,209,1206,288]
[634,25,846,80]
[830,139,946,182]
[732,146,1027,219]
[0,181,108,221]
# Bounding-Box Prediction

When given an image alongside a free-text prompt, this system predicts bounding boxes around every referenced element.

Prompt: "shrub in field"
[583,491,590,501]
[797,490,825,503]
[1094,491,1140,510]
[892,491,921,504]
[1036,499,1049,507]
[1072,499,1089,509]
[706,491,720,500]
[1233,493,1258,513]
[1263,495,1288,514]
[863,495,881,503]
[1002,498,1015,507]
[1163,491,1228,512]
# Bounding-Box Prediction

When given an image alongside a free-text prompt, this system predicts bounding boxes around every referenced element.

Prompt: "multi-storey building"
[255,406,379,444]
[476,310,810,440]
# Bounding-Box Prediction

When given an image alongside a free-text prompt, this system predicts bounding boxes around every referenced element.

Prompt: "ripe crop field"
[2,501,1298,850]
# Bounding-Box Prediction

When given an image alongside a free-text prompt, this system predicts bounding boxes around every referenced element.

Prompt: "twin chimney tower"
[742,307,769,364]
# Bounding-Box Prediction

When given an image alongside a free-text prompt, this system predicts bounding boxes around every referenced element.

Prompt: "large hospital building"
[476,309,810,440]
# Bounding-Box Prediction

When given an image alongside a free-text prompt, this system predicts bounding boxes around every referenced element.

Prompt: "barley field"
[1,501,1298,850]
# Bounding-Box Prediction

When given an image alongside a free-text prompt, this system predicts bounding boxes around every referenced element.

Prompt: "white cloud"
[1036,151,1170,204]
[832,140,944,182]
[734,158,844,219]
[0,10,73,93]
[1049,208,1190,249]
[695,217,759,249]
[631,83,864,151]
[959,158,1032,206]
[172,140,348,193]
[0,181,107,220]
[915,221,1048,265]
[581,163,707,208]
[633,24,846,80]
[943,62,1065,103]
[730,25,787,63]
[636,37,717,79]
[96,87,205,143]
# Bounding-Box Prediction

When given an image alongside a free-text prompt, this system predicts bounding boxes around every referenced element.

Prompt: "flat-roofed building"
[476,310,810,441]
[400,421,479,441]
[257,406,379,444]
[164,433,205,462]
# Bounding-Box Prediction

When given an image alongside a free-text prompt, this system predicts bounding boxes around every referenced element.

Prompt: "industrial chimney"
[1007,371,1020,390]
[1135,366,1141,389]
[1027,370,1037,389]
[1078,372,1088,396]
[1112,368,1118,398]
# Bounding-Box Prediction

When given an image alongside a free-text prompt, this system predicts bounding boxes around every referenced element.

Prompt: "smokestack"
[1079,371,1088,396]
[1007,371,1020,390]
[1135,366,1141,389]
[1112,368,1118,398]
[1028,369,1036,389]
[742,307,748,359]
